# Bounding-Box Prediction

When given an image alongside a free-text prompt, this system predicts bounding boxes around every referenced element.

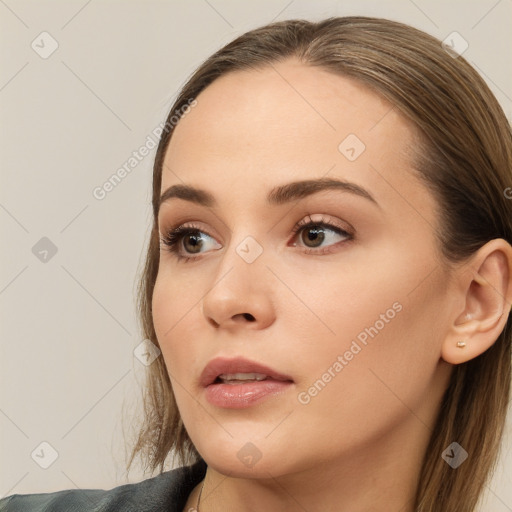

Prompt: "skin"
[151,59,512,512]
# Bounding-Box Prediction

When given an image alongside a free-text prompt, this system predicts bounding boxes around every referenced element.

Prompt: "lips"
[200,357,294,408]
[200,357,293,387]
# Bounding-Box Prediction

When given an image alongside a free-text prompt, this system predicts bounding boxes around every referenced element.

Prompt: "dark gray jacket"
[0,460,206,512]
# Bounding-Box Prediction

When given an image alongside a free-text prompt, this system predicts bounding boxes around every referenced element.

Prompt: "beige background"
[1,0,511,510]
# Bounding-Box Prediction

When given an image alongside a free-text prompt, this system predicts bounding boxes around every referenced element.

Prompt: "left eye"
[291,222,352,249]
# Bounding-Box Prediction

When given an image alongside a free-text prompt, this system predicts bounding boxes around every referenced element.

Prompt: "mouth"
[214,372,272,384]
[200,356,293,386]
[200,357,294,409]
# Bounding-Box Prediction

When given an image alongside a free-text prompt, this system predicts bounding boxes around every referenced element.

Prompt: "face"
[152,59,455,478]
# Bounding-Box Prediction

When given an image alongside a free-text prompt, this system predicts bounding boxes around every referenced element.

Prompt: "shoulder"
[0,459,206,512]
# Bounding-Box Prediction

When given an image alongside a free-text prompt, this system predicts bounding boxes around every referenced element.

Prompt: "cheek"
[151,270,205,375]
[275,254,407,358]
[290,298,443,459]
[287,251,445,405]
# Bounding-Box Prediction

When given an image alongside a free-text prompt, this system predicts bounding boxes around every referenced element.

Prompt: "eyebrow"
[158,177,379,212]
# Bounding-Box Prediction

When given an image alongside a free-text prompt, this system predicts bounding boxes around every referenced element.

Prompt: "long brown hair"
[127,16,512,511]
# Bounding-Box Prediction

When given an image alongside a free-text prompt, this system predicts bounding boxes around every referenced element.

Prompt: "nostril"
[242,313,255,321]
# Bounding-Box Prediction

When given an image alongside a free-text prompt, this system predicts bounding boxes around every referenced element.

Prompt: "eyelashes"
[159,214,353,263]
[159,222,219,263]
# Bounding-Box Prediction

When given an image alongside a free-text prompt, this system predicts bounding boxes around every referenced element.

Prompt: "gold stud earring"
[456,341,466,348]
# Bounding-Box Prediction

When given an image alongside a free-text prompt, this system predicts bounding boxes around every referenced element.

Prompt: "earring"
[456,341,466,348]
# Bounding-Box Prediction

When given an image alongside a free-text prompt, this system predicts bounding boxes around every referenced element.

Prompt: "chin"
[193,431,309,480]
[200,449,283,479]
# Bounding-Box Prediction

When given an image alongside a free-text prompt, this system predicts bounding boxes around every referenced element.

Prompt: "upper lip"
[200,357,294,387]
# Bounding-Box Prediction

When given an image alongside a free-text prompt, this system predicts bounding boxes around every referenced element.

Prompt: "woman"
[1,15,511,512]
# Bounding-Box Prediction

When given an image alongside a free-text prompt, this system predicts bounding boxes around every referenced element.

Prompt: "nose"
[201,246,276,331]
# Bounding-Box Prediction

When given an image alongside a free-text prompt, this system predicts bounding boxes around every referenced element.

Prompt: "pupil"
[303,226,325,247]
[185,234,202,253]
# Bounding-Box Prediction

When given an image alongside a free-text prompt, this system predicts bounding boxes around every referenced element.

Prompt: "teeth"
[218,372,268,383]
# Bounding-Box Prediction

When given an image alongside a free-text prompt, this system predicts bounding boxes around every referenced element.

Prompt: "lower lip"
[204,380,293,408]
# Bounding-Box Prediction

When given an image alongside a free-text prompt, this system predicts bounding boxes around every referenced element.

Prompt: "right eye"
[159,223,221,262]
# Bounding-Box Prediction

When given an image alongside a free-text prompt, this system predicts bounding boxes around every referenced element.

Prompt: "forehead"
[161,59,428,217]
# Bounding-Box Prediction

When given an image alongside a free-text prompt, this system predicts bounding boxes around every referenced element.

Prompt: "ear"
[441,238,512,365]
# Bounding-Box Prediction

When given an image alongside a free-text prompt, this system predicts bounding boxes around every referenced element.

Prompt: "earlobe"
[441,238,512,365]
